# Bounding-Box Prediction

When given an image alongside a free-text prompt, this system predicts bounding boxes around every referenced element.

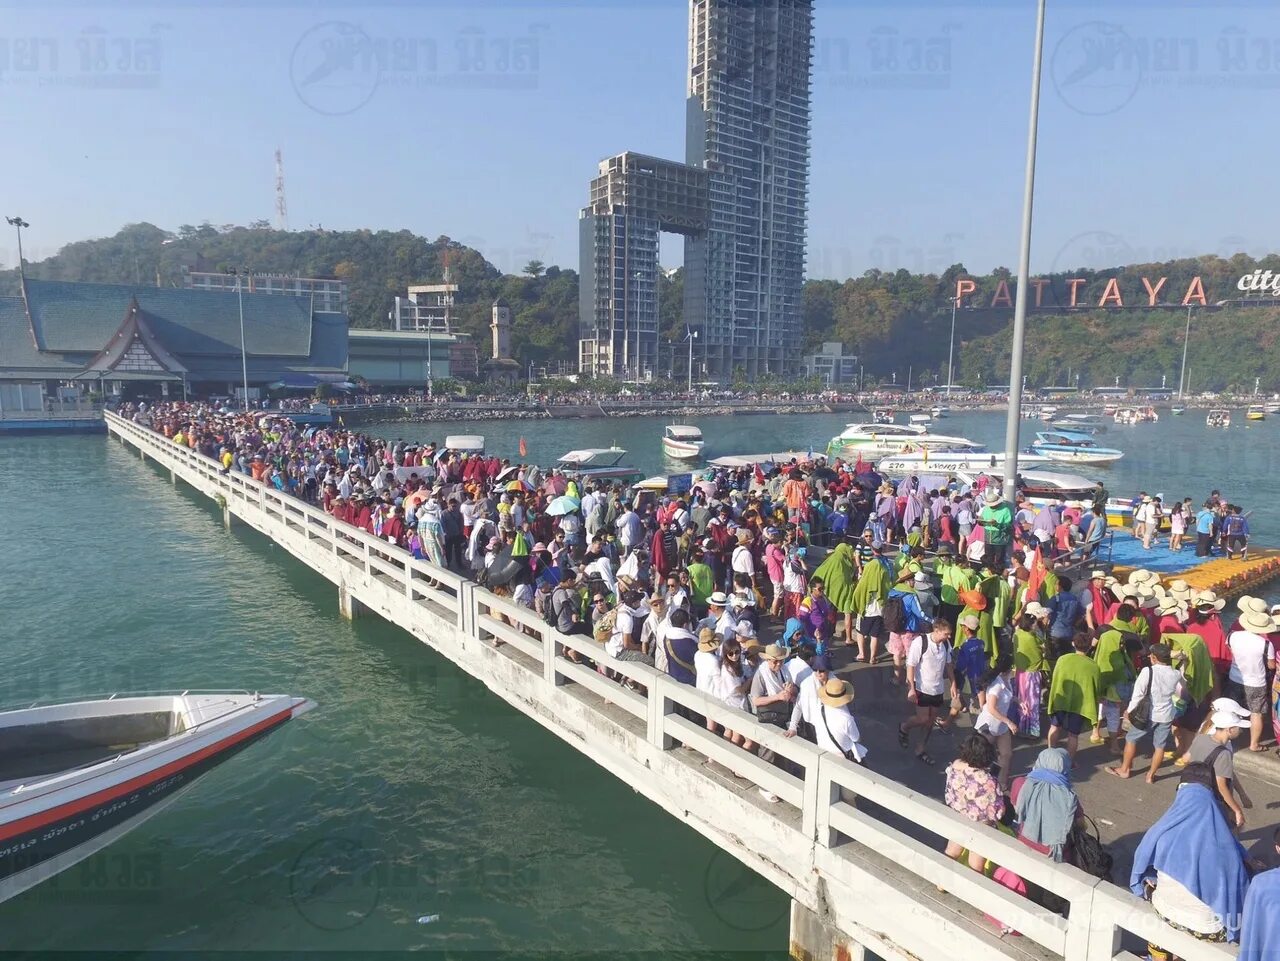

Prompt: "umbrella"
[506,479,533,492]
[543,474,568,496]
[811,466,838,481]
[403,490,430,510]
[496,465,521,483]
[547,495,581,516]
[481,546,521,588]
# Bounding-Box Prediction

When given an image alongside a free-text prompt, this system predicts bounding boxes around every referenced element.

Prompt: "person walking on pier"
[898,622,956,767]
[1107,643,1187,783]
[1046,633,1103,765]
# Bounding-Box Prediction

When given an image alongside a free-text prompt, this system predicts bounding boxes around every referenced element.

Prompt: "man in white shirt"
[1107,643,1188,783]
[812,678,867,763]
[899,623,956,765]
[615,508,642,553]
[785,655,832,742]
[1227,608,1277,751]
[731,531,756,580]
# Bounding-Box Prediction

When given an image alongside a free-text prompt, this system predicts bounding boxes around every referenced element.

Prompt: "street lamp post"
[5,216,29,283]
[228,267,251,411]
[685,329,698,395]
[946,295,958,398]
[1000,0,1048,504]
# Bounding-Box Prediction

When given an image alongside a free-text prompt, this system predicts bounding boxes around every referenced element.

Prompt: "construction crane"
[274,148,288,231]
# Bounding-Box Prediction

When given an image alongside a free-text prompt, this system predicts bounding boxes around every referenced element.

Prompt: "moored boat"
[877,446,1051,476]
[825,422,979,461]
[556,447,643,484]
[661,425,705,460]
[908,413,932,426]
[1029,430,1125,465]
[0,691,313,904]
[1247,405,1266,421]
[444,434,485,455]
[1206,408,1231,428]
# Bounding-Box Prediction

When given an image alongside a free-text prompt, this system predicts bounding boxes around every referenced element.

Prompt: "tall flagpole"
[1000,0,1048,503]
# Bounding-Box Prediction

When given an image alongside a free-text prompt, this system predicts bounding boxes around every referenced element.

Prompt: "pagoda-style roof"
[77,298,187,381]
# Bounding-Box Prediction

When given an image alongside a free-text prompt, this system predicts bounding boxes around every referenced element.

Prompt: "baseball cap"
[1211,697,1251,721]
[959,614,980,630]
[1211,710,1247,731]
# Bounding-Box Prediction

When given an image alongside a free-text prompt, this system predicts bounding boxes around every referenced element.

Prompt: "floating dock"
[1107,532,1280,600]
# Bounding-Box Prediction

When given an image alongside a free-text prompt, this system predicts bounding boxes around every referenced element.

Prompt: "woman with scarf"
[1131,771,1251,952]
[849,541,894,664]
[812,543,859,651]
[1011,748,1082,863]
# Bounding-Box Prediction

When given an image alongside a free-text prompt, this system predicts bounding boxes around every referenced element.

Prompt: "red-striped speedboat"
[0,691,313,903]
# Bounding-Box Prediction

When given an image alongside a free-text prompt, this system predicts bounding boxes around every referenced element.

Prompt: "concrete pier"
[104,410,1242,961]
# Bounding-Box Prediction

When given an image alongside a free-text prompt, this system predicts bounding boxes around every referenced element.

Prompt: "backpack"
[1067,815,1113,880]
[543,588,569,629]
[593,605,623,644]
[883,594,908,634]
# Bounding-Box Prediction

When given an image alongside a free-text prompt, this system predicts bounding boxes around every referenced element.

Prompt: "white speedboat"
[0,691,312,904]
[825,423,980,461]
[877,446,1051,476]
[443,434,485,455]
[908,413,933,426]
[1050,412,1108,434]
[1029,430,1125,465]
[661,425,704,460]
[556,448,643,484]
[1114,406,1158,424]
[930,405,949,418]
[953,467,1100,508]
[1206,409,1231,428]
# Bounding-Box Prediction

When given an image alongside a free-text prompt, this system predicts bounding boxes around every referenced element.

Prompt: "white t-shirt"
[695,650,721,695]
[975,675,1014,736]
[717,666,749,710]
[907,637,952,696]
[815,704,868,762]
[1227,630,1273,688]
[731,544,755,577]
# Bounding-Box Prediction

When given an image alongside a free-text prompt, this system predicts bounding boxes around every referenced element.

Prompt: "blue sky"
[2,0,1277,279]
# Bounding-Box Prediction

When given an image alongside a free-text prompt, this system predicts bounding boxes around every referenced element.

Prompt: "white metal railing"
[103,411,1237,961]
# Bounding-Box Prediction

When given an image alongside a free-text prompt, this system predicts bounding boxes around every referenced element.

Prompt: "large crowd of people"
[124,399,1280,954]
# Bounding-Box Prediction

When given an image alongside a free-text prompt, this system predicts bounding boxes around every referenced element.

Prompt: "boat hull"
[1033,448,1124,465]
[661,438,704,460]
[0,695,307,905]
[877,452,1052,475]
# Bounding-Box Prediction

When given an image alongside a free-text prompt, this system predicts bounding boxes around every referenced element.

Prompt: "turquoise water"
[1,409,1274,954]
[0,434,789,956]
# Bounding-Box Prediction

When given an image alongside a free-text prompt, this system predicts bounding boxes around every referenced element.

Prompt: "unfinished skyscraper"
[579,0,813,381]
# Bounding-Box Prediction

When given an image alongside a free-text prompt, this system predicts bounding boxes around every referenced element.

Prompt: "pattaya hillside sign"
[954,275,1210,309]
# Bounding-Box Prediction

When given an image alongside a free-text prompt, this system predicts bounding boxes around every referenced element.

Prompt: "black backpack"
[883,595,908,634]
[1067,815,1113,880]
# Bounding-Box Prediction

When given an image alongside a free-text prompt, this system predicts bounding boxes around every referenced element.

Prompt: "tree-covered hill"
[3,222,1277,390]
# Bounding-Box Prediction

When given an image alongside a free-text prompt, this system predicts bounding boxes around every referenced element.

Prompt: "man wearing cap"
[785,655,832,743]
[978,486,1013,569]
[1189,702,1254,830]
[699,591,737,642]
[1108,643,1187,783]
[1226,601,1276,752]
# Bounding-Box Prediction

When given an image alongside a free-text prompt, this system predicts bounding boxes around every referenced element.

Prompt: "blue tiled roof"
[25,279,314,357]
[0,295,86,373]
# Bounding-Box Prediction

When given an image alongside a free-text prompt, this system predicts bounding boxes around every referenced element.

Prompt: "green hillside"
[3,222,1277,390]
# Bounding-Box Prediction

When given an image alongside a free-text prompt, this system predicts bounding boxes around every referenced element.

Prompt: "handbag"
[820,706,858,762]
[1127,666,1153,731]
[1066,815,1113,880]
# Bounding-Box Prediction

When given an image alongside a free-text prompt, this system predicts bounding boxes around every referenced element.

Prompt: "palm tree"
[523,260,545,278]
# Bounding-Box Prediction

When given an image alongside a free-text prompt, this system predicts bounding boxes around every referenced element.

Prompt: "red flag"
[1025,546,1046,602]
[518,437,528,458]
[753,463,766,486]
[853,453,867,475]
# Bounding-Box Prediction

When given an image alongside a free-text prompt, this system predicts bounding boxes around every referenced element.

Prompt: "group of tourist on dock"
[124,399,1280,957]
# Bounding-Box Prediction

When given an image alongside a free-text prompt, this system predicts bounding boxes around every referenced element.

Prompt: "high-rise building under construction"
[579,0,813,381]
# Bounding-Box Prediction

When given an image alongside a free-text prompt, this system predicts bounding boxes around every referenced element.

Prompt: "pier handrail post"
[646,674,674,750]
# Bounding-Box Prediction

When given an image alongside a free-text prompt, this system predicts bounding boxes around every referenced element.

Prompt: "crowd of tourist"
[123,399,1280,955]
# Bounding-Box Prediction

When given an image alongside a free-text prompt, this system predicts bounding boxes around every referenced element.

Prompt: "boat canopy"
[664,425,703,441]
[443,434,485,453]
[557,448,627,467]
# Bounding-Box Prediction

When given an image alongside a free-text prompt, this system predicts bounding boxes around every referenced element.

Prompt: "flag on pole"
[1025,545,1046,603]
[518,437,528,458]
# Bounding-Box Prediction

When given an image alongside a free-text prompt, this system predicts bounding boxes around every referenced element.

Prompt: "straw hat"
[1194,590,1226,613]
[708,591,730,608]
[761,643,788,662]
[1024,601,1049,618]
[817,678,855,708]
[1237,595,1270,615]
[697,628,720,652]
[1168,579,1193,601]
[983,487,1002,504]
[1240,609,1275,634]
[1127,569,1159,587]
[1155,595,1185,617]
[1089,569,1107,580]
[733,620,757,638]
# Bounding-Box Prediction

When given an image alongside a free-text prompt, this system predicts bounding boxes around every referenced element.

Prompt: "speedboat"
[1051,412,1108,433]
[877,445,1051,476]
[1206,409,1231,428]
[0,691,313,905]
[825,423,979,461]
[707,451,813,470]
[444,434,485,455]
[1247,405,1266,421]
[1171,408,1184,415]
[953,467,1099,510]
[1114,407,1158,425]
[930,406,948,418]
[1038,405,1059,421]
[872,408,895,425]
[661,425,705,460]
[556,448,643,484]
[908,413,933,426]
[1029,430,1125,465]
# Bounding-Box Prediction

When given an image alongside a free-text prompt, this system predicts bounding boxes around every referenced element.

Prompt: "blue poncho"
[1129,783,1249,942]
[1239,867,1280,961]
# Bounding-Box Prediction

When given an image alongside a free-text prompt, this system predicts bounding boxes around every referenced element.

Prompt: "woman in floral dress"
[943,734,1005,873]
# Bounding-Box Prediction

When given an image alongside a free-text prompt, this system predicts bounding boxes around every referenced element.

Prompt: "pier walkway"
[105,410,1256,961]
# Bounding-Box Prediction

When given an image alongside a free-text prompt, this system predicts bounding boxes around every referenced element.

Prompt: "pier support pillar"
[338,584,366,620]
[171,469,177,486]
[222,505,234,531]
[789,900,864,961]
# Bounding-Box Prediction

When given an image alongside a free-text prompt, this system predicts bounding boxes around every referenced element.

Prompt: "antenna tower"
[274,148,289,231]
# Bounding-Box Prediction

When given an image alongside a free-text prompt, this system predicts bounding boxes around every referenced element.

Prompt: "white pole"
[946,296,957,398]
[1178,305,1192,399]
[1000,0,1047,504]
[236,271,250,411]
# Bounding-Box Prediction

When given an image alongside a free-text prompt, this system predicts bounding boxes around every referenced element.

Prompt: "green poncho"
[1047,652,1103,724]
[1014,628,1047,673]
[956,606,997,660]
[1095,617,1142,698]
[978,573,1012,629]
[813,543,859,613]
[687,562,715,607]
[850,552,893,615]
[938,562,974,607]
[1165,632,1215,703]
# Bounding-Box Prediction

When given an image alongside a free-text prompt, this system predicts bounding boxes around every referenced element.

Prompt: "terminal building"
[182,268,348,315]
[0,279,348,407]
[578,0,813,381]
